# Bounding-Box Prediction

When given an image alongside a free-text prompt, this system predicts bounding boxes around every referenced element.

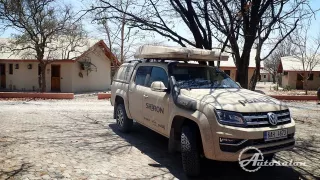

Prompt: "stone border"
[0,92,74,99]
[98,93,111,99]
[270,95,318,101]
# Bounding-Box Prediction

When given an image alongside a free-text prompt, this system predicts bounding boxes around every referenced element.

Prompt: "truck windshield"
[172,66,240,89]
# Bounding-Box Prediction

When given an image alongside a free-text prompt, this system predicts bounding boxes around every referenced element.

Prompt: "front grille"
[242,110,291,128]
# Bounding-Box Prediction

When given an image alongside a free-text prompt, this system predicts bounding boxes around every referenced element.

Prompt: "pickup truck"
[111,45,295,176]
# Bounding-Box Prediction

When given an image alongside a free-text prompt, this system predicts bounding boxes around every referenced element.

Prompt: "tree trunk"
[236,53,250,89]
[249,67,260,90]
[237,64,249,89]
[120,13,126,63]
[272,74,276,84]
[40,63,47,92]
[304,77,308,95]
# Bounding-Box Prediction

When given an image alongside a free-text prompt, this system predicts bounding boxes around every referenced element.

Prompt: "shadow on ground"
[0,162,32,180]
[109,123,311,180]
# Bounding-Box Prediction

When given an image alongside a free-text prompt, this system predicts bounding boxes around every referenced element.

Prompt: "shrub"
[283,85,291,91]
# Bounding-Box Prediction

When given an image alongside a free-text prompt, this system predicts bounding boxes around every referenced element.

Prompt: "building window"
[263,75,266,78]
[224,70,231,76]
[9,64,13,74]
[15,64,19,69]
[308,73,314,80]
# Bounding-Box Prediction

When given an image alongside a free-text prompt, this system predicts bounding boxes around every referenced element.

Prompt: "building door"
[0,64,6,88]
[296,73,304,90]
[51,65,61,91]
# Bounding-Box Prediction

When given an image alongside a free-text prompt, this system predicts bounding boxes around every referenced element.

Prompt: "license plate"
[264,129,287,141]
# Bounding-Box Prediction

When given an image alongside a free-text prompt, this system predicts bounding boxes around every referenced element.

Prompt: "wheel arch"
[169,112,215,159]
[114,94,132,119]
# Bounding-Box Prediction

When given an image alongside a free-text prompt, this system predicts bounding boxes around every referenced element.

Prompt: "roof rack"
[127,60,143,63]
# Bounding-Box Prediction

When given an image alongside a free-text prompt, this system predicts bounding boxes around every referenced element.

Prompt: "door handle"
[143,94,148,98]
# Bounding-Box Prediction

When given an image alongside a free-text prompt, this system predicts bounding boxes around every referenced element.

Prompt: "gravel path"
[0,96,319,179]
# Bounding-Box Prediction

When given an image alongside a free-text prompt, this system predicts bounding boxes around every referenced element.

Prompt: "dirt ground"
[0,95,319,180]
[255,82,319,95]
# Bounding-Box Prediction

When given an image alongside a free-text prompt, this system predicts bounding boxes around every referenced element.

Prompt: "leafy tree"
[0,0,87,92]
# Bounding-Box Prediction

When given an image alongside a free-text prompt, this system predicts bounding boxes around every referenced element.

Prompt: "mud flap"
[168,128,181,153]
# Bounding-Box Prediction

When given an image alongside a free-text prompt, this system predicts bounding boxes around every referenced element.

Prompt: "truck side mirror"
[151,81,168,92]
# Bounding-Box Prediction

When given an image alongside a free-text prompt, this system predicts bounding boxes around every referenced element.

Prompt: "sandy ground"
[255,82,318,95]
[0,95,319,179]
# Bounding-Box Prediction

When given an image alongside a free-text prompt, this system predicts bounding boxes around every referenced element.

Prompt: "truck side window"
[135,66,152,86]
[147,67,168,88]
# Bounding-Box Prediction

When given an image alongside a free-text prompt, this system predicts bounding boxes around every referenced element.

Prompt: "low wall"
[98,93,111,99]
[270,95,318,101]
[0,92,74,99]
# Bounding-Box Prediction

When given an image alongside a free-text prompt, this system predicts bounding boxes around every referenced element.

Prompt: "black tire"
[264,153,275,162]
[181,125,201,176]
[115,104,133,133]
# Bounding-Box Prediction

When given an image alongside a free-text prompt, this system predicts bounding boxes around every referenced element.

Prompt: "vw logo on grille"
[267,112,278,125]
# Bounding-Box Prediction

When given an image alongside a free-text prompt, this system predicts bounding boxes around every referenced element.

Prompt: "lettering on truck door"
[142,67,170,134]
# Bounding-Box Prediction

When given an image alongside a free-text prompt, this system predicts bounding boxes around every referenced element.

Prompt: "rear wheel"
[115,104,133,133]
[181,125,201,176]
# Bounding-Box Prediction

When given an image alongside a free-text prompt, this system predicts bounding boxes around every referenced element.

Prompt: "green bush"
[283,85,291,91]
[273,85,278,91]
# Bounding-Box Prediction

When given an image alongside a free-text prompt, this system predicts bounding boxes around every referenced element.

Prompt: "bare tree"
[89,0,312,89]
[207,0,312,90]
[92,0,147,63]
[264,39,295,83]
[0,0,87,92]
[290,25,320,95]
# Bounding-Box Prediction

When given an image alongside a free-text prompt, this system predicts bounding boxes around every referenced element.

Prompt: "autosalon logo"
[238,146,306,172]
[267,112,278,125]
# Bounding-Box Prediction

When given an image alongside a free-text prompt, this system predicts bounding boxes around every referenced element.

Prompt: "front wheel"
[181,126,201,176]
[115,104,133,133]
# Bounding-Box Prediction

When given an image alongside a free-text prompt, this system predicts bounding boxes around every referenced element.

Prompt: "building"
[277,56,320,90]
[219,49,259,83]
[260,69,272,82]
[0,39,119,93]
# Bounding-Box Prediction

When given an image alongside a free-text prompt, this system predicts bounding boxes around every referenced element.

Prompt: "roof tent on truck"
[133,45,229,62]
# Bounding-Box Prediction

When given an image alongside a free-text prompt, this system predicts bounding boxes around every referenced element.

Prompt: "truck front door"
[128,66,152,123]
[142,67,170,135]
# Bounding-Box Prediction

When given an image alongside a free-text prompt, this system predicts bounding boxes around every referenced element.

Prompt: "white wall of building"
[260,73,271,82]
[1,47,112,93]
[72,47,111,92]
[281,71,320,90]
[4,62,39,91]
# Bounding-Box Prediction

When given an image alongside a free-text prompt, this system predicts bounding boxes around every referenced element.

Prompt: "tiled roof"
[219,49,259,68]
[0,38,99,60]
[280,56,320,71]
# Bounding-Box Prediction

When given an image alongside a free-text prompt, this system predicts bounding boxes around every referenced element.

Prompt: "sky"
[1,0,320,57]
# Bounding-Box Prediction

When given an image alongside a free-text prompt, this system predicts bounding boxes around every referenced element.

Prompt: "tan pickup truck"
[111,45,295,176]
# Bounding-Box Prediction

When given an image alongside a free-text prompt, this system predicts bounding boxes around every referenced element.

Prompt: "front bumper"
[209,119,295,161]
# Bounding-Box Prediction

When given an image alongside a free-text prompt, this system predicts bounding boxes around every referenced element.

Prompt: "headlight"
[215,110,245,126]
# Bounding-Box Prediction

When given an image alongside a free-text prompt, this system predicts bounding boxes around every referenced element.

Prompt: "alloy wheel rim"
[117,108,124,127]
